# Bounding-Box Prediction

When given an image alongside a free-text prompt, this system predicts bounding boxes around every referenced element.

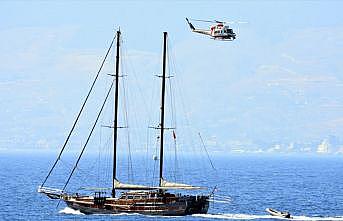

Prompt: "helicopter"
[186,18,242,41]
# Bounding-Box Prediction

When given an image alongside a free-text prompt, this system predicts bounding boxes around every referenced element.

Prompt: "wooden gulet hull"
[62,194,209,216]
[38,31,213,217]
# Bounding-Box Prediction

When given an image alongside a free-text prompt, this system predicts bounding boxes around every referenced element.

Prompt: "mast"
[112,30,121,197]
[159,32,167,187]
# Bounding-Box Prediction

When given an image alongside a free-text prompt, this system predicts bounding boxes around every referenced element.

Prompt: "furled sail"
[160,178,203,190]
[113,179,203,190]
[114,179,154,190]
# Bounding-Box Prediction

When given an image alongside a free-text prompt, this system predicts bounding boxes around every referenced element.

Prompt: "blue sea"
[1,151,343,220]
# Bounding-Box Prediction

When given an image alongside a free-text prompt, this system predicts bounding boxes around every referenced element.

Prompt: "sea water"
[1,151,343,220]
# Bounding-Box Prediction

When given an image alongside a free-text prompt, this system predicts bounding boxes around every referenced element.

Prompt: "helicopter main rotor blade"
[189,18,248,25]
[224,21,249,24]
[214,20,225,24]
[189,18,217,23]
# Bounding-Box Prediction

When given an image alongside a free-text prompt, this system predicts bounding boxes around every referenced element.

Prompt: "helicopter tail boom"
[186,18,195,30]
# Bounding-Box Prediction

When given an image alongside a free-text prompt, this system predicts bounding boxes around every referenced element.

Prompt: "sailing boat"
[38,30,210,215]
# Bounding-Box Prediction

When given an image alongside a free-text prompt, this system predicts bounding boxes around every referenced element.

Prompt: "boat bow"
[38,186,64,199]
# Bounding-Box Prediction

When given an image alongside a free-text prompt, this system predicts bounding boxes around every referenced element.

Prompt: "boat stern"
[183,195,209,214]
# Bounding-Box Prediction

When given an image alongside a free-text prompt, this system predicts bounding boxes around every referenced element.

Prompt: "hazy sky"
[1,1,343,151]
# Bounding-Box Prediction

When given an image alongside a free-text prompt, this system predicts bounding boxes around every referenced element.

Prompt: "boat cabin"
[118,190,178,200]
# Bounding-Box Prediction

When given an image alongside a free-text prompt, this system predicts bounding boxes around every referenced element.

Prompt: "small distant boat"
[266,208,291,219]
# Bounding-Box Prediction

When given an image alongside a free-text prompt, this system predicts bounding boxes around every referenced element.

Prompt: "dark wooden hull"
[63,192,209,216]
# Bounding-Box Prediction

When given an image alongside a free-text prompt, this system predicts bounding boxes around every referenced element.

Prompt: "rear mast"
[159,32,167,187]
[112,30,121,198]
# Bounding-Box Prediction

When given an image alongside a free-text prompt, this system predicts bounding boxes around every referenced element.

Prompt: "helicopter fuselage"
[210,24,236,40]
[186,18,236,41]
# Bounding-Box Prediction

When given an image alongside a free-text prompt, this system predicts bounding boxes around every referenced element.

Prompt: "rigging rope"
[97,126,102,187]
[62,78,115,192]
[121,69,134,183]
[198,132,216,171]
[41,33,116,187]
[169,38,215,183]
[103,134,112,186]
[167,39,179,182]
[151,135,159,187]
[169,38,190,182]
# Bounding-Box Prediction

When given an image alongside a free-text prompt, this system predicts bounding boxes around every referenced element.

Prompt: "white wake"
[59,208,139,216]
[59,207,85,215]
[57,208,343,220]
[193,213,343,220]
